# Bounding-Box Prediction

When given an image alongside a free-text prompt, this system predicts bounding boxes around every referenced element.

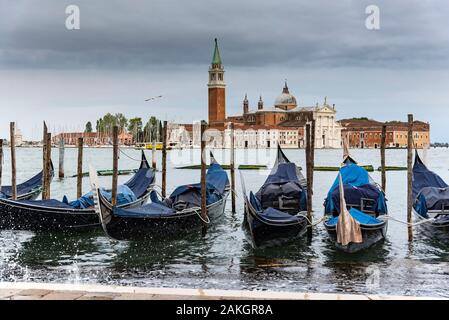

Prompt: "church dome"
[274,82,297,110]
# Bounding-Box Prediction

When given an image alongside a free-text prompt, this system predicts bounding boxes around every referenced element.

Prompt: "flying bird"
[145,95,163,102]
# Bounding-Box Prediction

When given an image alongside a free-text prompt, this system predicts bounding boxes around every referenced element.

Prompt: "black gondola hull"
[324,220,388,253]
[243,203,308,248]
[0,194,151,232]
[98,191,229,241]
[0,151,154,232]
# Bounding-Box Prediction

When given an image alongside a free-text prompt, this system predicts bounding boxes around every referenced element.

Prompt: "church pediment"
[317,106,336,113]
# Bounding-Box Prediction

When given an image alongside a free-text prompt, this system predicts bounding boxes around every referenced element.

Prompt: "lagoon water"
[0,147,448,297]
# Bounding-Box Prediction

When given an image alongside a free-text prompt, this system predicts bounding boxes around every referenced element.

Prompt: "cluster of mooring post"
[407,114,414,241]
[162,121,167,198]
[112,125,119,206]
[58,138,65,179]
[305,119,315,239]
[381,124,387,192]
[10,122,17,200]
[200,120,208,236]
[230,122,236,214]
[77,137,84,198]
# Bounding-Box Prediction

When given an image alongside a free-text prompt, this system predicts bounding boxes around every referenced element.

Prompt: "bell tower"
[208,38,226,125]
[243,94,249,114]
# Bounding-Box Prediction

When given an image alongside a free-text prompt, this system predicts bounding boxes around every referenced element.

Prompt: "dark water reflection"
[0,148,448,297]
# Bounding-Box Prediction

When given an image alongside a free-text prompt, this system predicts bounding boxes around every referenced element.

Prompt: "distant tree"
[95,113,129,134]
[115,113,128,132]
[96,119,102,132]
[84,121,93,133]
[128,117,143,142]
[158,120,163,141]
[143,116,159,142]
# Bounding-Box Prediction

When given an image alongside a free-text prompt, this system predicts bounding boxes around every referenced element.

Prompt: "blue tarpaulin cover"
[249,191,301,223]
[413,151,449,217]
[330,183,386,214]
[255,160,307,213]
[123,166,155,199]
[325,161,386,215]
[327,208,382,226]
[64,185,137,209]
[0,164,53,198]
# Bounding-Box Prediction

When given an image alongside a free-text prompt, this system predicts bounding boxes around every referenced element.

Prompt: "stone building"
[340,118,430,149]
[52,131,134,146]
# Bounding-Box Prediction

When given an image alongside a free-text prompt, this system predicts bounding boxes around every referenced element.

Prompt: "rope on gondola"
[378,215,435,226]
[230,188,240,199]
[190,207,211,224]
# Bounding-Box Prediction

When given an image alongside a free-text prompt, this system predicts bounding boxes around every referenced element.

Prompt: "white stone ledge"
[0,282,444,300]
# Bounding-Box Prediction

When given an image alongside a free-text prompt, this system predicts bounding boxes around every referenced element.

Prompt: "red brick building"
[52,131,133,146]
[340,118,430,149]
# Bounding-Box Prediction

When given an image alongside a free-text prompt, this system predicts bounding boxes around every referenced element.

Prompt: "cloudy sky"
[1,0,449,141]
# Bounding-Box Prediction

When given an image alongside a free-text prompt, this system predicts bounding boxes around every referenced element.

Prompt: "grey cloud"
[1,0,449,69]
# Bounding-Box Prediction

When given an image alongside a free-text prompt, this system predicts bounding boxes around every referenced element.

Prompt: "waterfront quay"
[0,282,444,300]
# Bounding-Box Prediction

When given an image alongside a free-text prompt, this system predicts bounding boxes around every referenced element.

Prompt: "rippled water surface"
[0,147,448,297]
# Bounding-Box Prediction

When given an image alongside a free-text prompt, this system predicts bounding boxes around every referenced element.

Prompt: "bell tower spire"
[208,38,226,125]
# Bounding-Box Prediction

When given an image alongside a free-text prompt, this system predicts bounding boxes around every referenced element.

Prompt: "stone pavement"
[0,282,444,300]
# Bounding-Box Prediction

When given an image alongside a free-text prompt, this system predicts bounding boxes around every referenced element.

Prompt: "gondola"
[241,145,308,248]
[0,162,54,201]
[323,156,388,253]
[0,151,155,232]
[91,152,229,241]
[413,150,449,230]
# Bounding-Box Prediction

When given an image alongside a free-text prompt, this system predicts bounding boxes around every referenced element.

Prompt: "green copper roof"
[211,38,222,65]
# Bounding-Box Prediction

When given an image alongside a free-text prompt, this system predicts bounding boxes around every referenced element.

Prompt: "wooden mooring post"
[112,126,119,206]
[381,124,387,192]
[42,122,48,200]
[152,139,157,170]
[305,123,313,238]
[10,122,17,200]
[0,139,3,193]
[45,132,52,199]
[200,121,208,235]
[230,122,236,214]
[310,119,316,192]
[76,137,83,198]
[58,138,65,179]
[407,114,414,241]
[162,121,167,198]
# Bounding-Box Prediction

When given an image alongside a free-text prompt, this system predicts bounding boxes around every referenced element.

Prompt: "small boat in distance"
[91,152,230,241]
[241,145,308,248]
[323,153,388,253]
[0,162,54,201]
[413,150,449,230]
[0,151,155,232]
